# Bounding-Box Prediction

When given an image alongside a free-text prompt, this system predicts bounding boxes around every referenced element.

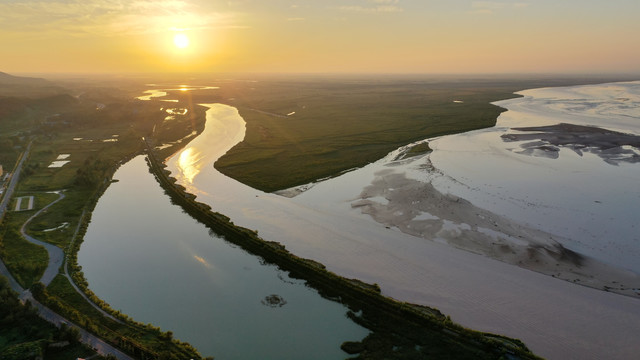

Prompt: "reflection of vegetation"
[147,147,541,360]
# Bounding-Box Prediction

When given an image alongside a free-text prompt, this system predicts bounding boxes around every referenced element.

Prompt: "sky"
[1,0,639,75]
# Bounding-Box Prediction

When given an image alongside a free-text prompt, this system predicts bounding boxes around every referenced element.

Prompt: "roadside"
[19,191,65,286]
[0,141,32,222]
[1,228,132,359]
[19,290,134,360]
[17,190,123,322]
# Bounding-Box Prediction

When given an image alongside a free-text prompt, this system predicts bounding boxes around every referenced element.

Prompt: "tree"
[59,323,81,343]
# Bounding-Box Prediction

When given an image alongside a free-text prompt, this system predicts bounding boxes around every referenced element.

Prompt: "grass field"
[0,211,48,288]
[203,76,621,191]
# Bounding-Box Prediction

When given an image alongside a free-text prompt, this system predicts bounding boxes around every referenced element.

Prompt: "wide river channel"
[77,155,368,359]
[78,82,640,360]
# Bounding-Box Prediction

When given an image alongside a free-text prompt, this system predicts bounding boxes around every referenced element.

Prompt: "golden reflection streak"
[193,255,212,269]
[177,147,204,184]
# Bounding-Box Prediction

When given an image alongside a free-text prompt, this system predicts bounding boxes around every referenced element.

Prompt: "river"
[80,81,640,360]
[159,82,640,360]
[78,154,368,359]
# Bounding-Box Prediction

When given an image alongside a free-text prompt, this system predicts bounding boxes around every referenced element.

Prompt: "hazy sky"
[1,0,639,74]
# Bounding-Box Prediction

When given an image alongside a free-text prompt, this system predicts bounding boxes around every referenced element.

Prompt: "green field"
[0,212,48,289]
[193,76,622,192]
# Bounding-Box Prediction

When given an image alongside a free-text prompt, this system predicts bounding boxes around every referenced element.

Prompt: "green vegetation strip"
[0,276,99,360]
[209,79,517,191]
[0,213,48,289]
[147,143,541,360]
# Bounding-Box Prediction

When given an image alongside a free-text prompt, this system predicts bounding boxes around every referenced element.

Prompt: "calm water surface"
[78,156,368,359]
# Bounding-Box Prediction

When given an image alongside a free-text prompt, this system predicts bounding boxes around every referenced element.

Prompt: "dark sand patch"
[502,123,640,164]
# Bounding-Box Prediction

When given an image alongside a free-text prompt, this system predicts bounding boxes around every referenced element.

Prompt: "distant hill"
[0,72,50,86]
[0,71,66,98]
[0,72,77,128]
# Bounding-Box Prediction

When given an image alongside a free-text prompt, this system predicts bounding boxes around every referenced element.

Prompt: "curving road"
[0,219,134,360]
[20,190,66,286]
[0,143,133,360]
[20,191,123,322]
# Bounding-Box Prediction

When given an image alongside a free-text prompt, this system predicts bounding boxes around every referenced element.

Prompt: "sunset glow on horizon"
[1,0,639,75]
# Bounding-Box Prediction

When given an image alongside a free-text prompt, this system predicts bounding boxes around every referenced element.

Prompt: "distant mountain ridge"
[0,71,50,86]
[0,71,67,98]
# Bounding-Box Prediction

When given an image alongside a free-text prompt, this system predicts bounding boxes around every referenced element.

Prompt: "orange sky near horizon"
[1,0,639,75]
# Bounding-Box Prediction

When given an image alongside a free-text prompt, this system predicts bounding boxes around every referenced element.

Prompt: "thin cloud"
[0,0,239,37]
[337,5,403,13]
[470,1,530,14]
[334,0,403,13]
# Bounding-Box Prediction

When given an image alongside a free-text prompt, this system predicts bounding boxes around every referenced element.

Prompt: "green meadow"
[205,76,604,192]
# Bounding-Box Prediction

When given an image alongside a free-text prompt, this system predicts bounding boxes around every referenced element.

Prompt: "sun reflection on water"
[193,255,213,269]
[177,147,203,184]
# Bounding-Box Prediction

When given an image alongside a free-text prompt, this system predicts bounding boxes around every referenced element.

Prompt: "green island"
[2,72,630,359]
[202,75,624,192]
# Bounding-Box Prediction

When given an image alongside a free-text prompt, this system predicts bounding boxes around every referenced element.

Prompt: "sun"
[173,33,190,49]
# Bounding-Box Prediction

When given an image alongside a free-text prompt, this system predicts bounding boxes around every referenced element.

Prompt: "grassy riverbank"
[206,76,628,192]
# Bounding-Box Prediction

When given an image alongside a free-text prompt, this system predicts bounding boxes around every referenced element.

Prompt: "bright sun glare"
[173,33,190,49]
